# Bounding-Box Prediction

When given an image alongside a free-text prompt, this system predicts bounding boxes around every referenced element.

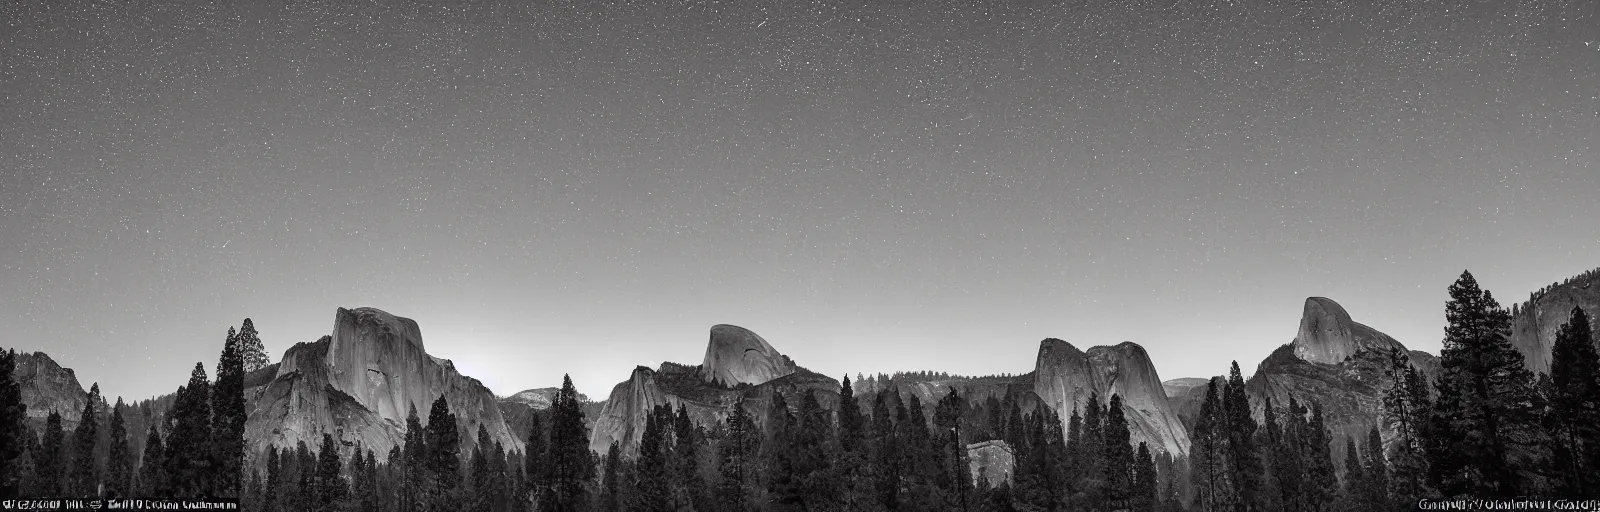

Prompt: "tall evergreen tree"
[213,325,248,498]
[167,363,214,497]
[1362,426,1389,510]
[598,442,621,512]
[539,375,592,512]
[1104,394,1135,510]
[71,383,101,496]
[1304,402,1336,509]
[718,402,760,511]
[792,390,836,510]
[1223,362,1262,511]
[1546,305,1600,497]
[1192,380,1231,512]
[316,433,345,511]
[1425,271,1542,498]
[106,398,132,497]
[403,404,427,512]
[471,425,493,512]
[425,395,461,499]
[636,405,671,511]
[1339,437,1363,511]
[264,446,280,512]
[38,410,65,496]
[834,375,873,509]
[523,412,545,502]
[236,318,271,373]
[1382,347,1430,505]
[0,349,26,498]
[870,389,901,510]
[136,424,166,496]
[1133,442,1159,512]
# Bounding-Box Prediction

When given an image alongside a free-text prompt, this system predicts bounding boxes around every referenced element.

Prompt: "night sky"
[3,0,1597,402]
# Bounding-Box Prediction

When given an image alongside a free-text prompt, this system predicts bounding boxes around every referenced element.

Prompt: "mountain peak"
[700,324,796,386]
[1292,297,1401,365]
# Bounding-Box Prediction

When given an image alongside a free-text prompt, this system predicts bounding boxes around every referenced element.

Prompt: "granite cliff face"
[591,325,838,456]
[1033,339,1192,458]
[245,307,522,461]
[700,324,797,387]
[1246,297,1439,464]
[1509,269,1600,373]
[14,352,96,429]
[1163,376,1222,433]
[1293,297,1406,365]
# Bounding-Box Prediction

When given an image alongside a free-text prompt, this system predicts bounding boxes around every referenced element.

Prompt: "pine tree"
[106,398,132,497]
[264,446,280,512]
[237,318,270,373]
[137,424,166,496]
[718,402,760,511]
[471,425,492,512]
[168,363,214,497]
[870,389,900,510]
[1133,442,1159,512]
[1381,347,1430,505]
[213,325,248,498]
[1082,391,1108,507]
[1224,362,1263,511]
[793,390,835,510]
[1546,305,1600,497]
[0,349,27,498]
[403,404,427,512]
[539,375,592,512]
[316,433,345,511]
[523,412,544,502]
[425,395,461,502]
[1362,426,1389,510]
[38,410,66,496]
[637,405,671,511]
[71,383,101,496]
[1339,437,1363,511]
[1305,402,1336,510]
[1425,271,1542,498]
[1103,394,1135,510]
[834,375,874,509]
[1192,380,1230,512]
[932,387,969,511]
[670,403,707,511]
[598,442,620,512]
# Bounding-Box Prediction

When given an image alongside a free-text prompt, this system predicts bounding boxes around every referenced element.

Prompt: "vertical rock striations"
[1032,338,1192,458]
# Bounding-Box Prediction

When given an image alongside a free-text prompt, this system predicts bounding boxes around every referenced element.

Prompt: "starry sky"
[3,0,1597,402]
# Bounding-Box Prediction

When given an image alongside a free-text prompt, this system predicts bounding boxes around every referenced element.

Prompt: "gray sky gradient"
[3,0,1597,402]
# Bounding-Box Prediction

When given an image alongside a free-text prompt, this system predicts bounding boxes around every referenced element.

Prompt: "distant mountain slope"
[1510,268,1600,373]
[1033,339,1192,458]
[244,307,522,461]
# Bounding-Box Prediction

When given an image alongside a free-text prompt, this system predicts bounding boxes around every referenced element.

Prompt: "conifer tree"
[264,446,280,512]
[168,363,213,497]
[1103,394,1135,510]
[137,424,166,496]
[71,383,100,496]
[1191,380,1230,512]
[1362,426,1389,509]
[237,319,270,373]
[637,405,671,511]
[834,375,874,509]
[598,442,620,512]
[403,404,427,512]
[1381,347,1430,505]
[1081,391,1108,507]
[38,410,65,496]
[470,425,492,512]
[1546,306,1600,497]
[1339,437,1363,510]
[870,389,900,510]
[1223,362,1262,511]
[523,412,545,501]
[1305,402,1336,508]
[540,375,592,511]
[106,398,132,497]
[316,433,345,511]
[0,349,26,498]
[718,402,759,511]
[425,395,461,498]
[794,390,836,510]
[1133,442,1159,512]
[1425,271,1542,498]
[213,325,248,498]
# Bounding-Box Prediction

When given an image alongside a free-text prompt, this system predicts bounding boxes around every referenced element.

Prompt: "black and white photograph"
[2,0,1598,510]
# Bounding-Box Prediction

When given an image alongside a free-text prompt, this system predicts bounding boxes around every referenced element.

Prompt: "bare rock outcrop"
[245,307,522,461]
[1293,297,1406,365]
[1509,269,1600,373]
[700,324,796,387]
[1033,338,1192,458]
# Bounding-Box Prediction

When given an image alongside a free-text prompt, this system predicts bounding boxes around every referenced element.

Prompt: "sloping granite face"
[700,324,797,387]
[1246,297,1441,467]
[1293,297,1406,365]
[1033,339,1192,458]
[967,440,1016,487]
[1509,270,1600,373]
[14,352,95,429]
[588,359,840,457]
[244,307,522,461]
